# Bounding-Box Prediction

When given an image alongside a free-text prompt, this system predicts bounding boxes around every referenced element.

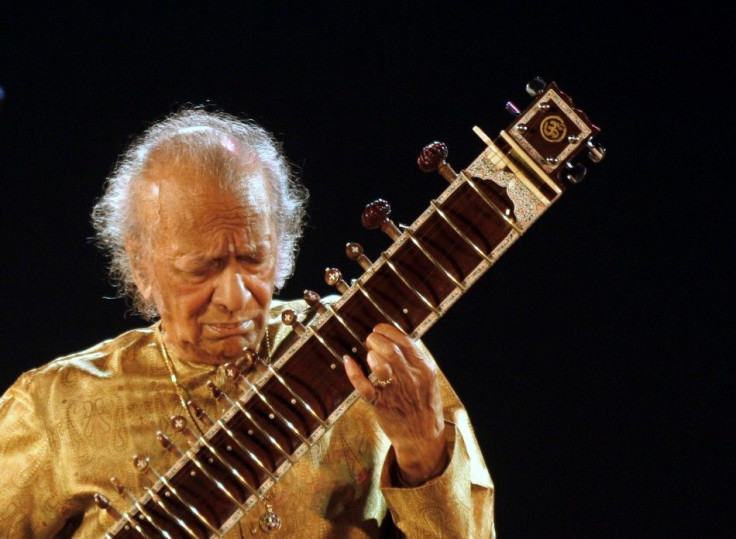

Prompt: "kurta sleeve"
[379,341,495,538]
[0,373,68,537]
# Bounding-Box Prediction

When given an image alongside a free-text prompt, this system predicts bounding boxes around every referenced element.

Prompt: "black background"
[1,4,731,537]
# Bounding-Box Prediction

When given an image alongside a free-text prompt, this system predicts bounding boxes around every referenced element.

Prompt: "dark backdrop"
[1,4,730,537]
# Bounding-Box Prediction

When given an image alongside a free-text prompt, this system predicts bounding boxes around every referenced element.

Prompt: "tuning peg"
[223,362,242,380]
[237,348,258,370]
[281,309,307,336]
[526,77,546,97]
[346,242,372,270]
[303,290,328,314]
[187,400,214,427]
[94,493,123,521]
[587,138,606,163]
[131,455,159,490]
[564,162,587,184]
[170,415,198,445]
[361,199,401,240]
[156,431,182,457]
[324,267,349,294]
[132,455,150,473]
[110,477,131,499]
[417,141,457,183]
[206,381,225,402]
[505,101,521,117]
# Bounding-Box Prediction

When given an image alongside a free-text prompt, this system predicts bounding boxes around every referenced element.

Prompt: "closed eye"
[184,259,224,277]
[238,254,264,265]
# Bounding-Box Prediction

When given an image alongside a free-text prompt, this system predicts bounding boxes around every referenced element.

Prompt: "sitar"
[96,78,604,537]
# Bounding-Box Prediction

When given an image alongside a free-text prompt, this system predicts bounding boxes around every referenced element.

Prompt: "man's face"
[140,169,278,365]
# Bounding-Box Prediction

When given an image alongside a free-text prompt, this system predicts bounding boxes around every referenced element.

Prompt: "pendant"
[259,503,282,533]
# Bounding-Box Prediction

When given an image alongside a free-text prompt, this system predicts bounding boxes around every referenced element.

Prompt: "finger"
[365,334,411,379]
[343,355,380,403]
[366,327,427,377]
[371,323,433,370]
[367,351,394,381]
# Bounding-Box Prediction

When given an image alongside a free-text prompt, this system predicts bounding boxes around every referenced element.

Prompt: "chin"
[212,336,252,360]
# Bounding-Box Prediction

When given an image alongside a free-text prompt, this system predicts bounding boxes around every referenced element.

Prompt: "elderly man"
[0,109,494,537]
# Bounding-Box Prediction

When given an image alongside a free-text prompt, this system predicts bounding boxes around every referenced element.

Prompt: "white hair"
[91,108,308,319]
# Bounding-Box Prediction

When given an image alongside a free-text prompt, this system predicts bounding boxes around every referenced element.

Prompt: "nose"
[212,264,250,313]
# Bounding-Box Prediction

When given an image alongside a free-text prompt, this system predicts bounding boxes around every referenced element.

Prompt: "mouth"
[204,320,255,337]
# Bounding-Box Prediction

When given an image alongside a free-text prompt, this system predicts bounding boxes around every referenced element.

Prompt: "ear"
[125,236,153,302]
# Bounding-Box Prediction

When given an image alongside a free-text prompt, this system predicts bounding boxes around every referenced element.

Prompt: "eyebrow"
[176,242,269,264]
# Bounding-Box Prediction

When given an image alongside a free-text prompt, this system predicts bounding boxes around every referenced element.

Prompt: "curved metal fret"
[403,228,466,291]
[116,486,171,539]
[238,376,311,447]
[257,358,328,430]
[325,304,368,353]
[354,281,405,331]
[144,487,200,539]
[218,390,296,464]
[118,510,153,539]
[148,463,223,537]
[430,200,493,263]
[190,425,263,502]
[379,252,441,316]
[462,173,522,233]
[166,437,252,517]
[306,325,346,368]
[188,403,280,484]
[215,416,279,483]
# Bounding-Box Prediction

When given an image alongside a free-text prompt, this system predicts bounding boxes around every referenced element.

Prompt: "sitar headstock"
[501,77,605,186]
[416,78,604,208]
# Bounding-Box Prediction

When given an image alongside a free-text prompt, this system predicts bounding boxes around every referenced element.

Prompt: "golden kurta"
[0,300,494,537]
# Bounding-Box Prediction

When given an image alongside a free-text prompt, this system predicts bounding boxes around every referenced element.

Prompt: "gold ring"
[373,376,394,388]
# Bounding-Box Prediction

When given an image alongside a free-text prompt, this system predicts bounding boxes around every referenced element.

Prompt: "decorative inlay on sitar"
[98,79,605,537]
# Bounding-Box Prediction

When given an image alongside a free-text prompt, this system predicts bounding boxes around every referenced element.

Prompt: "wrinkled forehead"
[146,167,272,212]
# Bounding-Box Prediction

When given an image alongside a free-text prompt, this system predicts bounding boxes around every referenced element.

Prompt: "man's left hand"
[344,323,448,485]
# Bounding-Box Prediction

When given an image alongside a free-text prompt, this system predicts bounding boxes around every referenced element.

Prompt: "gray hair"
[91,108,308,319]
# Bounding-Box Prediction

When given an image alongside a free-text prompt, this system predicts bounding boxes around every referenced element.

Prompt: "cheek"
[158,280,213,319]
[183,286,216,316]
[254,269,277,301]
